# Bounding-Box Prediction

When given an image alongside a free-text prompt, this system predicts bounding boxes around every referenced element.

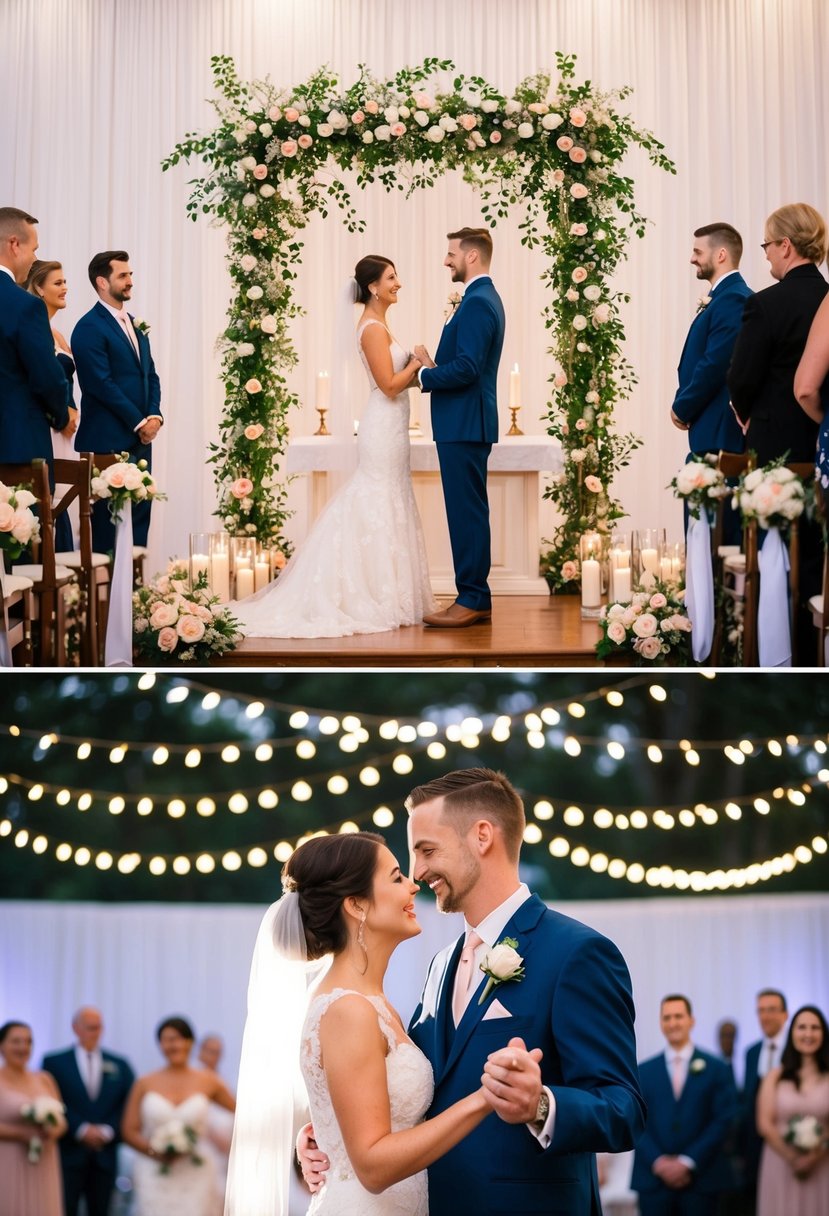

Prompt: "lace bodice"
[300,989,433,1215]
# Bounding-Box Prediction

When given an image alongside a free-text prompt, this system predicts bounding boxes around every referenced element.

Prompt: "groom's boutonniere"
[690,1057,706,1073]
[101,1061,119,1076]
[695,296,710,315]
[444,291,462,320]
[477,937,525,1005]
[133,318,151,335]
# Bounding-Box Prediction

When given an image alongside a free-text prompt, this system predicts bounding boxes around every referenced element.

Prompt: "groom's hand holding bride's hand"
[414,344,436,369]
[481,1036,544,1124]
[296,1122,329,1193]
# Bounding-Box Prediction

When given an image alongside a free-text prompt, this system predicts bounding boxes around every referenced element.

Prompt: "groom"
[416,228,505,627]
[303,768,645,1215]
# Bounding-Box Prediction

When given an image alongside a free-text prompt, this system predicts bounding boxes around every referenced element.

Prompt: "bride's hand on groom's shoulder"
[481,1035,544,1124]
[296,1121,329,1192]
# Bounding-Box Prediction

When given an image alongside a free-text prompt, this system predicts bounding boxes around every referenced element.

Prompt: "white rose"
[384,106,399,124]
[297,114,311,128]
[232,129,247,144]
[10,514,33,544]
[246,285,263,300]
[483,942,523,979]
[583,284,601,302]
[122,465,144,491]
[427,125,445,143]
[260,315,277,334]
[590,150,603,163]
[12,489,36,509]
[505,99,523,115]
[593,303,611,324]
[572,314,588,331]
[244,119,257,133]
[327,110,348,129]
[542,112,564,130]
[259,184,276,198]
[259,122,273,136]
[242,193,257,208]
[439,114,458,132]
[240,254,257,272]
[374,124,391,141]
[317,122,334,138]
[517,122,534,138]
[480,99,499,113]
[399,105,411,118]
[240,155,257,171]
[236,342,255,358]
[362,131,374,144]
[413,110,430,127]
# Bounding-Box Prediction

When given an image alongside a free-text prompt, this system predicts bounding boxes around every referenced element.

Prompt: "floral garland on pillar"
[164,54,675,576]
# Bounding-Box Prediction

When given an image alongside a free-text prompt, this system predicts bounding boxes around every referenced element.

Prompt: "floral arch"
[164,54,674,584]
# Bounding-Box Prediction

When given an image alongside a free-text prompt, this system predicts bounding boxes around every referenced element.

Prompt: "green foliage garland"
[164,54,675,570]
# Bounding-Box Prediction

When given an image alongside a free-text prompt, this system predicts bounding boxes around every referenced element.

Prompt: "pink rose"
[231,477,254,499]
[570,183,589,199]
[351,110,365,124]
[157,626,178,652]
[0,502,14,531]
[245,378,263,394]
[636,636,662,660]
[569,146,587,163]
[298,134,313,149]
[252,227,267,239]
[632,613,658,638]
[556,135,574,152]
[575,419,588,431]
[253,164,268,180]
[459,113,478,130]
[268,105,282,121]
[649,593,668,610]
[552,169,565,184]
[365,100,379,115]
[569,107,587,127]
[390,122,406,137]
[272,550,287,570]
[244,423,265,440]
[281,140,297,157]
[570,222,588,236]
[584,475,602,493]
[489,130,502,144]
[607,620,627,645]
[560,560,577,581]
[414,92,433,109]
[177,614,206,643]
[561,422,570,435]
[554,372,568,388]
[149,601,178,629]
[571,267,588,283]
[106,467,126,488]
[528,101,549,115]
[284,107,300,122]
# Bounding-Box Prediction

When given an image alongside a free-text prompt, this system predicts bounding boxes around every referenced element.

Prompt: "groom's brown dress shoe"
[422,602,492,628]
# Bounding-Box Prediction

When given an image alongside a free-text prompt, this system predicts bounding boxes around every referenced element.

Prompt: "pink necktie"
[671,1055,684,1099]
[118,311,139,357]
[452,931,483,1025]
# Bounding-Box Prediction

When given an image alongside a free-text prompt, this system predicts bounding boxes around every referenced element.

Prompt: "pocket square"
[482,998,513,1021]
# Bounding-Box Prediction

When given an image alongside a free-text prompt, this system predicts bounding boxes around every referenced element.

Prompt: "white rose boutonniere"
[134,318,151,335]
[444,291,462,321]
[101,1060,119,1076]
[695,296,710,315]
[477,936,525,1005]
[690,1057,706,1073]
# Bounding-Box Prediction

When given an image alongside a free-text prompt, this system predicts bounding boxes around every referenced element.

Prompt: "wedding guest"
[42,1005,134,1216]
[0,1020,67,1216]
[25,259,80,552]
[756,1004,829,1216]
[631,994,738,1216]
[121,1015,234,1216]
[794,291,829,493]
[728,203,828,661]
[718,1018,739,1086]
[0,207,70,474]
[741,989,789,1213]
[72,250,162,554]
[197,1033,234,1212]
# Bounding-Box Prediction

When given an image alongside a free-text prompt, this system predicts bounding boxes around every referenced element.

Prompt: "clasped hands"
[138,417,162,445]
[652,1155,693,1189]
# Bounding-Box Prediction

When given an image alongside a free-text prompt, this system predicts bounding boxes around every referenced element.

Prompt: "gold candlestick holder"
[507,404,524,436]
[314,407,329,435]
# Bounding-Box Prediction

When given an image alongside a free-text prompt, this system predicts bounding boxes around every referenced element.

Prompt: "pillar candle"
[508,363,521,408]
[641,547,659,575]
[254,558,270,592]
[612,566,632,602]
[316,370,330,409]
[236,566,255,599]
[581,558,602,607]
[190,553,209,587]
[211,552,230,601]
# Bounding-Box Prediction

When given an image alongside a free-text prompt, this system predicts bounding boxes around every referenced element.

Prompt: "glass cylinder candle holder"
[189,532,211,592]
[254,542,271,593]
[632,528,666,587]
[609,532,632,604]
[660,540,685,587]
[580,531,604,618]
[210,532,230,602]
[231,536,256,600]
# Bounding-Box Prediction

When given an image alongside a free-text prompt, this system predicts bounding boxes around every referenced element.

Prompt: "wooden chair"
[53,454,111,666]
[1,572,34,666]
[808,479,828,665]
[0,458,76,665]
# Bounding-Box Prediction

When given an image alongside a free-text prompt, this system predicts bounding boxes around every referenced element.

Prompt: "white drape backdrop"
[1,893,827,1083]
[2,0,828,578]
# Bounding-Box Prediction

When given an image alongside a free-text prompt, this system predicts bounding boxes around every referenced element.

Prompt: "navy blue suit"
[408,895,645,1215]
[42,1046,134,1216]
[0,268,70,468]
[632,1048,738,1216]
[672,272,753,456]
[740,1040,764,1198]
[419,277,505,610]
[72,301,162,550]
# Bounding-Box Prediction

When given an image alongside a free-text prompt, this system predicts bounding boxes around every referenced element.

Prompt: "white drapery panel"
[1,0,827,576]
[1,894,826,1082]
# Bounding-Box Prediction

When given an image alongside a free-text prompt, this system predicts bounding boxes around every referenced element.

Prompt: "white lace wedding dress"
[232,321,437,638]
[300,989,434,1215]
[131,1091,219,1216]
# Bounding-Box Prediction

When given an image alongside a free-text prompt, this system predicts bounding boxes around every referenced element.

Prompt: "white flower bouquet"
[596,589,692,664]
[669,458,729,520]
[784,1114,824,1153]
[21,1095,64,1163]
[149,1117,203,1174]
[0,481,41,560]
[734,460,809,531]
[133,565,242,664]
[91,453,165,523]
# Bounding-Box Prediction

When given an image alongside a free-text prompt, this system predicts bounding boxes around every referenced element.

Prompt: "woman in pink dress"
[0,1020,67,1216]
[756,1004,829,1216]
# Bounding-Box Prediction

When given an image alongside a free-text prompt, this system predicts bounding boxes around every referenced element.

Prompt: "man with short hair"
[0,206,71,468]
[42,1005,135,1216]
[416,229,505,627]
[740,988,788,1212]
[198,1033,224,1072]
[632,995,738,1215]
[72,250,162,552]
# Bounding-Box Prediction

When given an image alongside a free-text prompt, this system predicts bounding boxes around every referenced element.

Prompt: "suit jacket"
[408,895,645,1216]
[672,272,753,455]
[419,277,505,443]
[0,269,70,465]
[42,1046,135,1174]
[72,301,161,457]
[740,1039,764,1184]
[631,1048,738,1197]
[728,262,828,465]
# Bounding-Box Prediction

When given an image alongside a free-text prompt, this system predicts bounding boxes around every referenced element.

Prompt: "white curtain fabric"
[1,893,827,1083]
[2,0,827,577]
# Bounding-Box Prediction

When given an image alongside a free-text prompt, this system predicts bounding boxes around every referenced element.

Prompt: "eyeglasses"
[760,239,782,251]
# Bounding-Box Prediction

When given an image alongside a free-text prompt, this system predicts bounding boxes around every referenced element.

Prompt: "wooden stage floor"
[216,595,605,668]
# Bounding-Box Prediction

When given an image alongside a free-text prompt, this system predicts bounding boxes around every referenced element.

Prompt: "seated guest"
[0,1020,67,1216]
[42,1006,134,1216]
[632,994,738,1215]
[794,291,829,493]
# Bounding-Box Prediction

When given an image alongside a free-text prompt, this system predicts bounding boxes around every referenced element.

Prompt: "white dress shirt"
[663,1042,697,1170]
[758,1028,787,1077]
[0,264,14,280]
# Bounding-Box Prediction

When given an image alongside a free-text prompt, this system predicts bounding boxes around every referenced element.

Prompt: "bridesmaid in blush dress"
[756,1005,829,1216]
[0,1020,67,1216]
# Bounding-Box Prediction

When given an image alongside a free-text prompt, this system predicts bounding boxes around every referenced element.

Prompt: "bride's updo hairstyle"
[354,255,395,304]
[282,831,385,959]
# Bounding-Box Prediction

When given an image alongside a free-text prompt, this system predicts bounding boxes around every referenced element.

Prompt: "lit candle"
[508,363,521,408]
[254,558,270,592]
[641,547,659,576]
[190,552,209,588]
[581,558,601,608]
[612,566,632,602]
[236,566,255,599]
[211,551,230,601]
[660,556,673,582]
[316,370,330,410]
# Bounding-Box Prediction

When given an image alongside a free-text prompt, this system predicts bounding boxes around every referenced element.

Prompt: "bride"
[232,255,438,638]
[121,1016,235,1216]
[224,832,493,1215]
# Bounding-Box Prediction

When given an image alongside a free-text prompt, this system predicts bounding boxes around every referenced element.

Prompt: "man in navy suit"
[632,994,738,1216]
[740,988,788,1213]
[416,228,505,627]
[42,1005,135,1216]
[0,206,71,469]
[72,250,162,552]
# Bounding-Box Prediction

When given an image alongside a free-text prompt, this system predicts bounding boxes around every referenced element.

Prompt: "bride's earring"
[357,911,368,973]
